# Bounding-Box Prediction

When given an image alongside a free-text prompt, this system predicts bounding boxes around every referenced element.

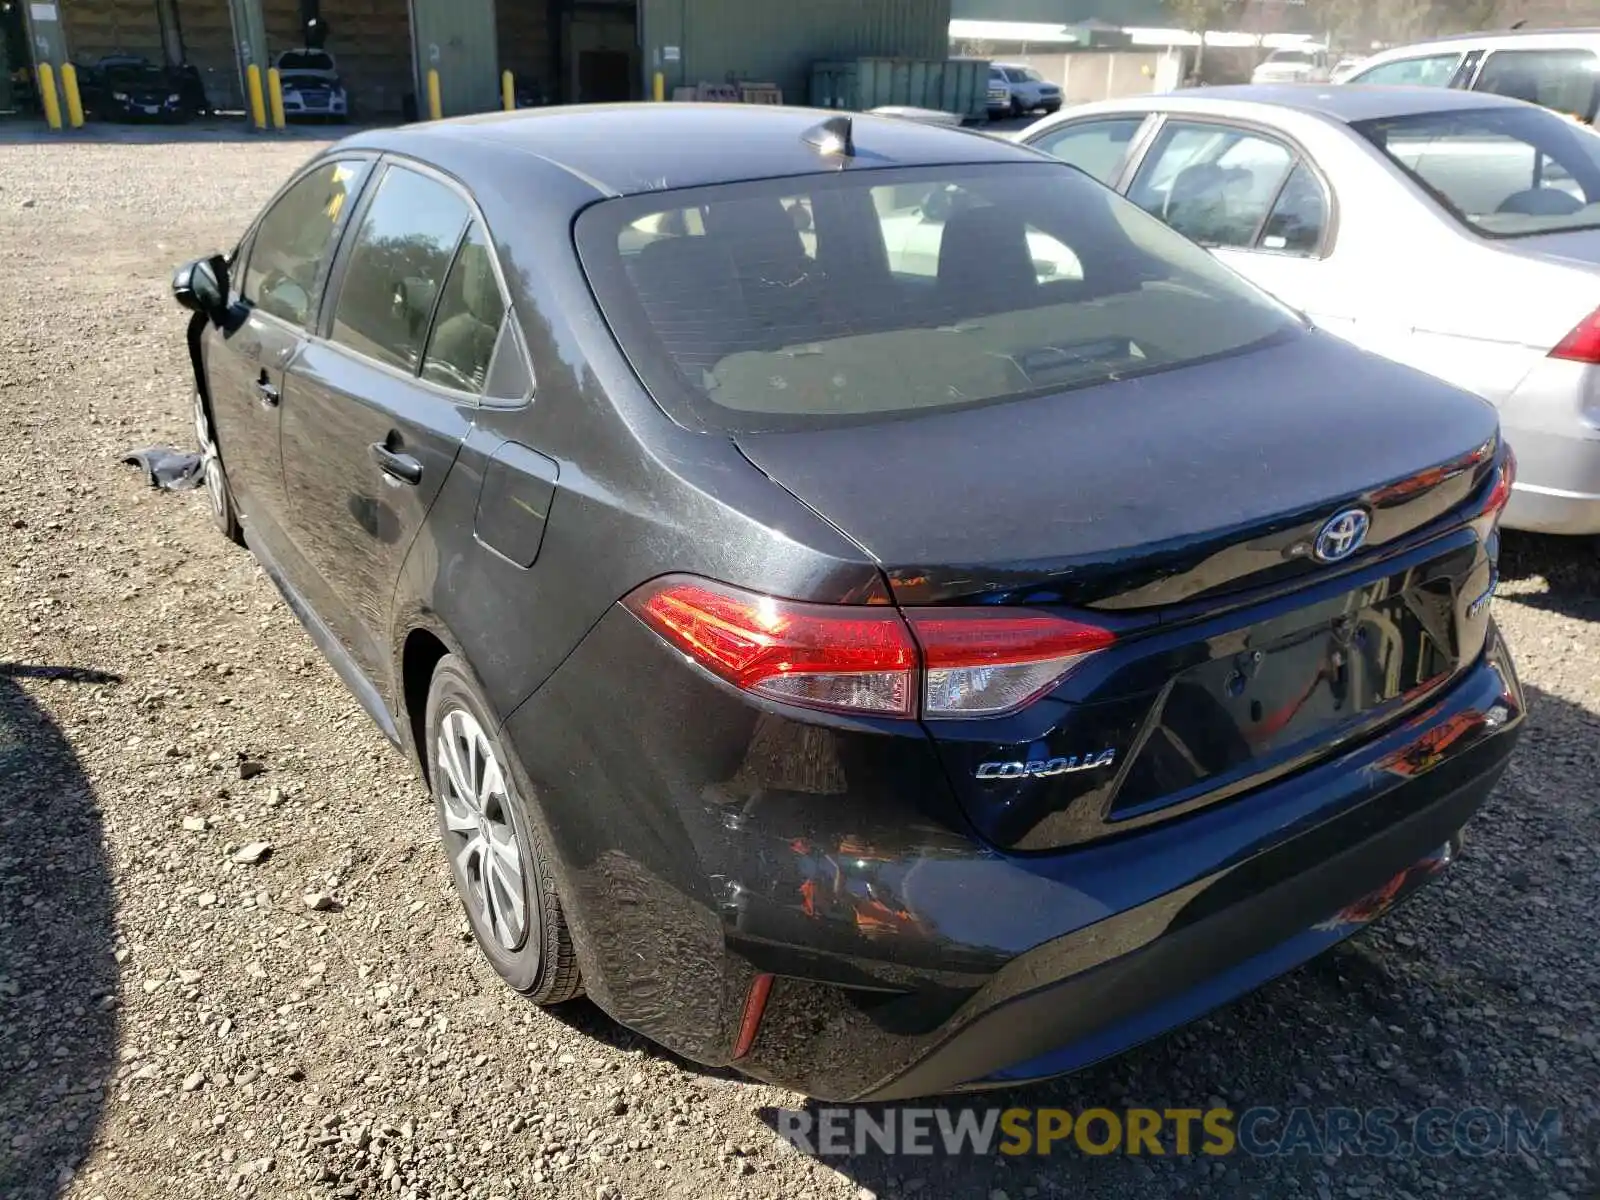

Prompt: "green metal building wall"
[642,0,952,105]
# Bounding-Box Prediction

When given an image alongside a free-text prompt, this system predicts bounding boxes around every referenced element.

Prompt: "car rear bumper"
[1500,357,1600,534]
[502,612,1522,1100]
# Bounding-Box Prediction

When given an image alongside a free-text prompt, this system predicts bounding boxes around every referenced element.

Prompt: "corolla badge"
[975,750,1117,780]
[1313,508,1371,564]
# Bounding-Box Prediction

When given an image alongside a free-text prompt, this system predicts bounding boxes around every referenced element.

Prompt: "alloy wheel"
[193,393,227,524]
[436,707,529,953]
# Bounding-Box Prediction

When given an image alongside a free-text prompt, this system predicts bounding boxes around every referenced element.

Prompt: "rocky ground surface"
[0,132,1597,1200]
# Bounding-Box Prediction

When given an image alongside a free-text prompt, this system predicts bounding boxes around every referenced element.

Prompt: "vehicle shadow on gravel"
[754,681,1600,1199]
[0,664,121,1200]
[1498,531,1600,622]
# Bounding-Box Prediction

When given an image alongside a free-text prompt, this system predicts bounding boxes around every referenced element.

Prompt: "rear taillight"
[906,610,1116,718]
[623,576,1115,719]
[1551,308,1600,363]
[1484,446,1517,522]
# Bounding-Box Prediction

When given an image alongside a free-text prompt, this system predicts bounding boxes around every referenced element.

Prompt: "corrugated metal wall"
[411,0,499,115]
[644,0,951,104]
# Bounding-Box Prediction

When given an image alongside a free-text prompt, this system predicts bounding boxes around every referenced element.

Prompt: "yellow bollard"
[653,71,664,102]
[246,64,267,129]
[61,63,84,127]
[427,68,442,120]
[501,69,514,112]
[37,63,62,131]
[267,67,286,129]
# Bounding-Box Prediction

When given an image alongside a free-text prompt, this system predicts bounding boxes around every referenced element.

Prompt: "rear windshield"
[575,163,1298,433]
[1355,105,1600,238]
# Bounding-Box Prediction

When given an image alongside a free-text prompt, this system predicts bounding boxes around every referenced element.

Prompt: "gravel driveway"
[0,133,1596,1200]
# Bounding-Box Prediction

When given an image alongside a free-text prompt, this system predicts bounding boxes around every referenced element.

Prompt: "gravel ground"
[0,134,1597,1200]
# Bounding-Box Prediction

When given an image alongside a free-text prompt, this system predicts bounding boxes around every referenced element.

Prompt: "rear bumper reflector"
[732,973,775,1060]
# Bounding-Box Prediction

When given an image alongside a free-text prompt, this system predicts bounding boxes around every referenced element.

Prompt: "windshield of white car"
[1355,105,1600,238]
[1266,50,1317,64]
[575,163,1299,433]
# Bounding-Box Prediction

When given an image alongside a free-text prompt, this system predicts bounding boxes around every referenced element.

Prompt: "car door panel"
[273,161,496,690]
[280,345,473,682]
[199,157,372,564]
[204,311,302,545]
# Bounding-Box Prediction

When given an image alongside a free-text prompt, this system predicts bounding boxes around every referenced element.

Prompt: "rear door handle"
[254,373,280,407]
[369,442,423,486]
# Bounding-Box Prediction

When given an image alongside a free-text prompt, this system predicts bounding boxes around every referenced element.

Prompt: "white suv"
[987,63,1062,119]
[1251,44,1333,84]
[1342,29,1600,124]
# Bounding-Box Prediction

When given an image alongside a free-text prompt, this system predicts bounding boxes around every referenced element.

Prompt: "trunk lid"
[735,331,1504,851]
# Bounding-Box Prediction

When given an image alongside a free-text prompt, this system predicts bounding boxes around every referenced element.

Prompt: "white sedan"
[1016,83,1600,537]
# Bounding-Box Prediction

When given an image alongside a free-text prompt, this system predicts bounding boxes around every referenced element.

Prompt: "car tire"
[425,655,583,1006]
[1043,102,1061,114]
[1010,96,1026,118]
[194,390,244,545]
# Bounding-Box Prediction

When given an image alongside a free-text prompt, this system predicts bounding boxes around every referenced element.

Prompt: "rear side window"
[330,166,471,372]
[243,160,368,326]
[576,163,1297,433]
[1128,121,1324,254]
[1029,118,1145,185]
[421,223,508,393]
[1350,54,1462,87]
[1474,48,1600,121]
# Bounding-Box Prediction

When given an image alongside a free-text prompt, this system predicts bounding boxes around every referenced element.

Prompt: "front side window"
[330,166,471,372]
[1356,104,1600,237]
[1029,117,1146,185]
[1474,48,1600,121]
[576,163,1298,433]
[1349,53,1463,88]
[243,159,368,326]
[1128,122,1300,250]
[421,223,509,393]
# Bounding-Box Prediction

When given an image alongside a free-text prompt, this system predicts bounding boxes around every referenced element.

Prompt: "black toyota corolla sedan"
[171,104,1523,1101]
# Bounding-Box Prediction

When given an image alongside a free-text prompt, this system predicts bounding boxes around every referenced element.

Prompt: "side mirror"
[173,254,230,323]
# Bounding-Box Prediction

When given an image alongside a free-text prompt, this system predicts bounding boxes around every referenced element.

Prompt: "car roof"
[1079,82,1536,124]
[339,104,1044,198]
[1361,28,1600,55]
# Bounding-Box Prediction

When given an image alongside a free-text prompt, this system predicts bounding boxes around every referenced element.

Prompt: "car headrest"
[936,204,1036,311]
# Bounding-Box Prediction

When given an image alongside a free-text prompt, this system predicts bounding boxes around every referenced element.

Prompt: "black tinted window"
[331,167,470,372]
[243,160,367,326]
[576,164,1296,433]
[421,224,507,393]
[1476,49,1600,121]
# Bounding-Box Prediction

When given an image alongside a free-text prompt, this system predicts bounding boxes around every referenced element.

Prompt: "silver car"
[1017,84,1600,537]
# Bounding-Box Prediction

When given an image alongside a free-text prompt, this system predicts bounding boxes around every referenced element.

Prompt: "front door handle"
[254,372,280,407]
[370,442,423,486]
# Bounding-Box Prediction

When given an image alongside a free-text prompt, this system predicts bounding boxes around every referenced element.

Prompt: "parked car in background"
[1251,44,1333,84]
[1342,29,1600,124]
[171,104,1521,1101]
[273,48,350,121]
[78,55,204,122]
[988,62,1061,119]
[1018,85,1600,536]
[1330,55,1369,83]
